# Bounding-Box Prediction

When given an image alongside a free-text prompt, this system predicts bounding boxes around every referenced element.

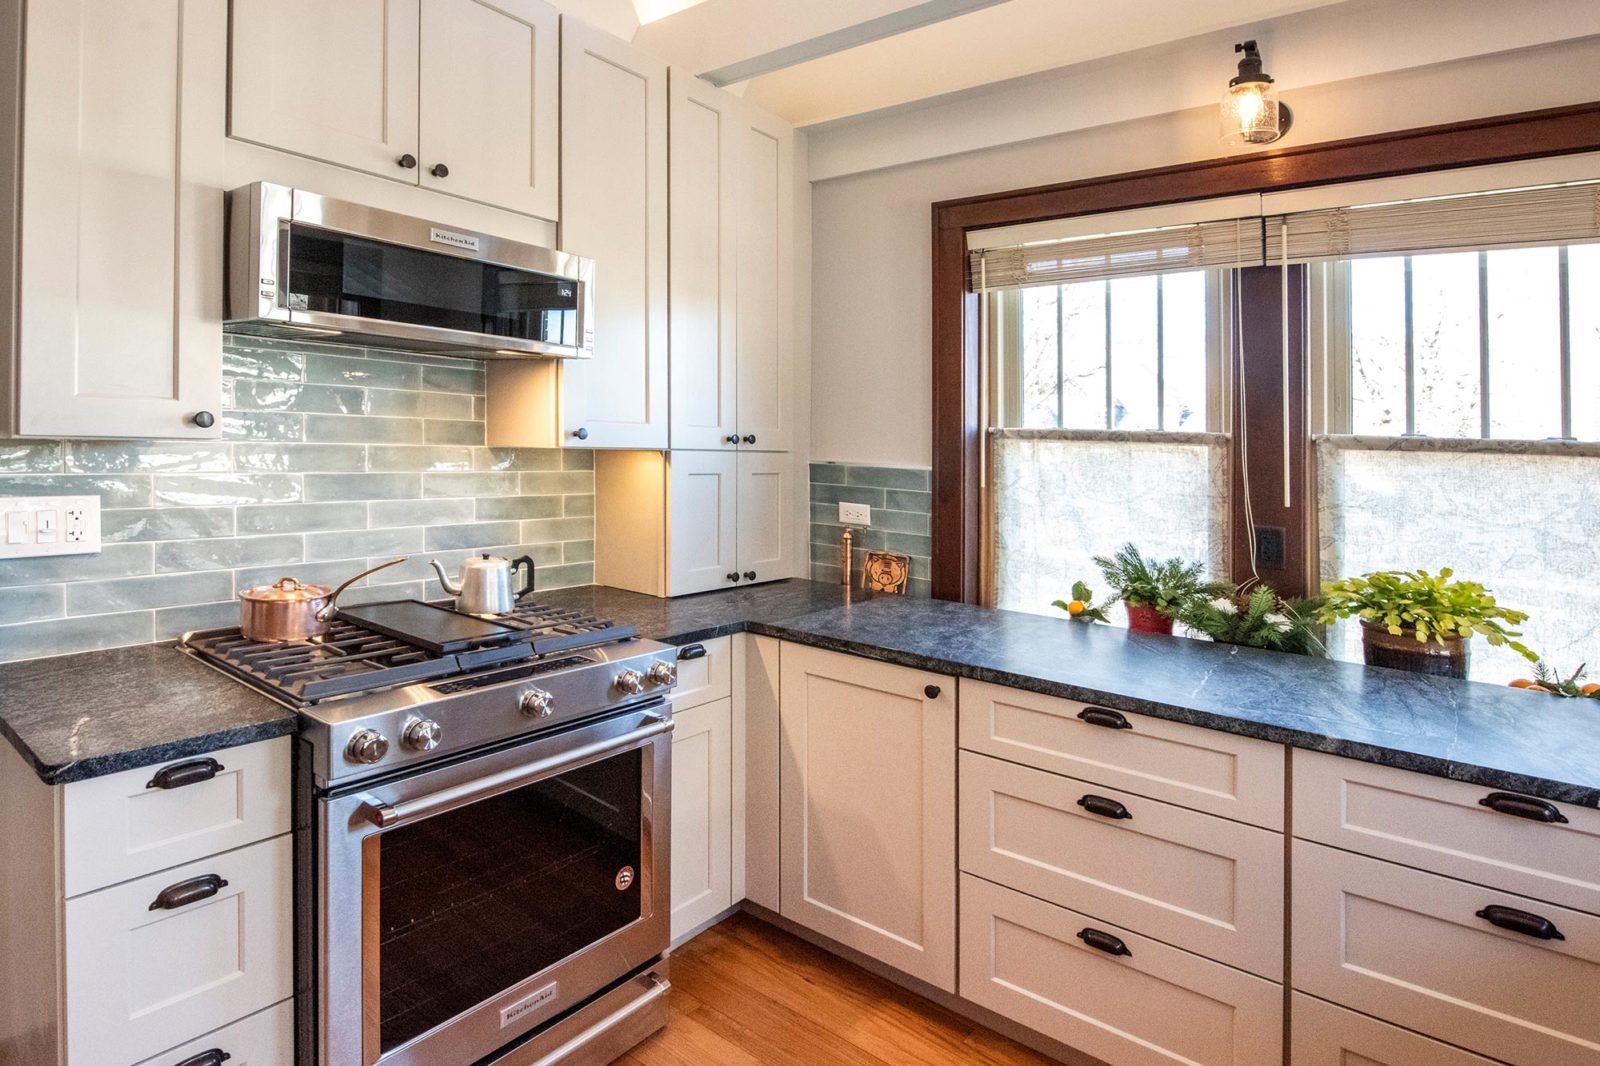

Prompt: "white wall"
[808,33,1600,468]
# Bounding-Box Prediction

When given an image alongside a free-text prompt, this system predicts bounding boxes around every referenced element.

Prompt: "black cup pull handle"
[172,1051,232,1066]
[146,757,223,790]
[1476,904,1565,941]
[677,643,707,661]
[149,874,229,912]
[1077,794,1133,820]
[1479,792,1569,824]
[1077,928,1132,957]
[1078,706,1132,730]
[924,684,942,699]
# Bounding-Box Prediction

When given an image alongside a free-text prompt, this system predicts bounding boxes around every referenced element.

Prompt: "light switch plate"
[838,501,871,526]
[0,496,100,558]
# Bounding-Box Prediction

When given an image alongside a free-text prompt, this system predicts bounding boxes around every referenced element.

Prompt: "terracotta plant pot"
[1360,621,1470,679]
[1125,603,1175,635]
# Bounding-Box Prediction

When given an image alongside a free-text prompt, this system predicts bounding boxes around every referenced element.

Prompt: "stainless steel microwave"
[225,182,594,359]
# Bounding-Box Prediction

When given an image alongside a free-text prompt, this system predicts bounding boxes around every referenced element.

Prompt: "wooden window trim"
[932,101,1600,603]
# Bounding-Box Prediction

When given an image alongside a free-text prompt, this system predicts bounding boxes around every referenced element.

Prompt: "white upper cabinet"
[734,106,795,452]
[229,0,421,181]
[7,0,225,439]
[418,0,559,219]
[557,18,669,448]
[229,0,558,221]
[669,72,741,451]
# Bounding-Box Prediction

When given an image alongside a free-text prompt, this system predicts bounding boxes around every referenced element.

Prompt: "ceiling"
[615,0,1353,126]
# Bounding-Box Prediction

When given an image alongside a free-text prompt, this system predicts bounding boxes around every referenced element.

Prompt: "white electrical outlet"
[838,501,871,526]
[0,496,100,558]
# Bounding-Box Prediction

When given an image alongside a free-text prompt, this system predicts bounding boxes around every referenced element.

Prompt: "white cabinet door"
[734,103,795,453]
[557,18,668,447]
[667,451,737,595]
[419,0,559,220]
[15,0,224,439]
[668,72,739,451]
[229,0,420,181]
[132,1001,293,1066]
[670,696,733,942]
[735,452,799,584]
[779,643,957,991]
[1291,994,1504,1066]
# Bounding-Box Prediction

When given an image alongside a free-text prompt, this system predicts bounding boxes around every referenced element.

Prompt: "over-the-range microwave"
[225,182,594,359]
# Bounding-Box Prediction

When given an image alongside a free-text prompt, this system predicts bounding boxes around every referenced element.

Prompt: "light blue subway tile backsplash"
[0,337,596,664]
[809,462,934,599]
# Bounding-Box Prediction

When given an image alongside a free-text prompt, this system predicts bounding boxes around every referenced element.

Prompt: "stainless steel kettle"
[429,554,535,615]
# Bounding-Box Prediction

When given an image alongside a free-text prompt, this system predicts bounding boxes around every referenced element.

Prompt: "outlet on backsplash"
[1,496,100,559]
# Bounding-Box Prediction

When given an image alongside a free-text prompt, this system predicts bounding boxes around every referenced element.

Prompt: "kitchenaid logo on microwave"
[500,982,559,1028]
[429,226,481,253]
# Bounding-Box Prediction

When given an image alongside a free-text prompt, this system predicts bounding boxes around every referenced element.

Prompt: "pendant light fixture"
[1221,40,1291,145]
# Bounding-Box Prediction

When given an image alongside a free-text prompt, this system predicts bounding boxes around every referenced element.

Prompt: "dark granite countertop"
[4,580,1599,806]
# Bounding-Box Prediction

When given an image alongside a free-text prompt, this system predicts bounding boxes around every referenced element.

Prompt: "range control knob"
[614,668,645,695]
[647,661,677,686]
[402,717,443,752]
[345,729,389,764]
[519,687,555,718]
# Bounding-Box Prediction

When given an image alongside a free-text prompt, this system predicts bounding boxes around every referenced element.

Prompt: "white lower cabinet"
[778,643,956,991]
[1291,994,1504,1066]
[960,874,1282,1066]
[133,1001,294,1066]
[65,834,293,1066]
[671,695,734,941]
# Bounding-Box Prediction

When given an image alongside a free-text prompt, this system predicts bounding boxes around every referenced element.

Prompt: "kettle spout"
[428,558,462,596]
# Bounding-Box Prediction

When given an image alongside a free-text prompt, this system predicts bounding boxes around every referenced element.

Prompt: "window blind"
[1277,181,1600,262]
[969,217,1265,291]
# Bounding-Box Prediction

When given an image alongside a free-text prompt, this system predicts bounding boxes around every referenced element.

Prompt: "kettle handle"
[512,555,536,600]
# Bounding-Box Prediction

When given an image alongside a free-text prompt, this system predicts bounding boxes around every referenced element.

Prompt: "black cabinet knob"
[726,572,741,583]
[190,410,215,429]
[430,162,450,178]
[742,434,757,444]
[743,571,757,581]
[924,684,941,699]
[573,427,589,440]
[724,434,740,444]
[397,153,417,169]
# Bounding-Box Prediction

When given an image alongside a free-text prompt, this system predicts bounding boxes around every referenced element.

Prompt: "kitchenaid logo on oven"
[500,982,559,1027]
[429,226,481,253]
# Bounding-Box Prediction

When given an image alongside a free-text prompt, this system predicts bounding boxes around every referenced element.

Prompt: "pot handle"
[316,557,407,621]
[512,555,536,600]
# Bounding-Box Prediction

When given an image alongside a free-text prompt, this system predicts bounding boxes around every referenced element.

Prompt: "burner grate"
[492,602,639,657]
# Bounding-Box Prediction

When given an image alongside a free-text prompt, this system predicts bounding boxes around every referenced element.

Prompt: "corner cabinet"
[2,0,225,439]
[777,644,957,992]
[229,0,559,221]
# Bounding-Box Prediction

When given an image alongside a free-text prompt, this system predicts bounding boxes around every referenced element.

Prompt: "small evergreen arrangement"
[1510,662,1600,699]
[1317,568,1537,662]
[1052,581,1113,624]
[1178,585,1326,657]
[1092,544,1217,615]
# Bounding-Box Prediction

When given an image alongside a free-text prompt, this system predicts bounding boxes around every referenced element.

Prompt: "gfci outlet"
[0,495,101,559]
[838,501,871,526]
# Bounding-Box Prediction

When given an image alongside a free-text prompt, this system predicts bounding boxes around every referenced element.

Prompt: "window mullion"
[1478,251,1491,439]
[1403,256,1416,436]
[1156,274,1166,431]
[1103,280,1113,430]
[1559,245,1573,439]
[1055,285,1065,429]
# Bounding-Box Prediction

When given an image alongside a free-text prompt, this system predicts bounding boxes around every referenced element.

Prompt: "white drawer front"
[1293,839,1600,1066]
[1290,994,1504,1066]
[959,679,1284,828]
[959,751,1284,978]
[1294,749,1600,914]
[671,636,732,711]
[133,1000,293,1066]
[63,737,291,897]
[960,874,1281,1066]
[65,835,293,1066]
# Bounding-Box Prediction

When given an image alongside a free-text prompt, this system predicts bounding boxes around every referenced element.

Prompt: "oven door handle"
[357,715,674,829]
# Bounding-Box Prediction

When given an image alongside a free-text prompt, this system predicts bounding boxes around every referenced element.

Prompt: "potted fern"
[1177,585,1325,657]
[1317,568,1536,679]
[1093,544,1218,635]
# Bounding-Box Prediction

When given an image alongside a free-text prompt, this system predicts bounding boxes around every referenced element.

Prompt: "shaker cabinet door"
[418,0,560,220]
[667,451,738,595]
[671,696,734,942]
[733,104,795,453]
[735,451,799,585]
[16,0,225,439]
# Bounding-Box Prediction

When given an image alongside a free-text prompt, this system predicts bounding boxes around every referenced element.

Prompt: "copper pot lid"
[239,576,333,603]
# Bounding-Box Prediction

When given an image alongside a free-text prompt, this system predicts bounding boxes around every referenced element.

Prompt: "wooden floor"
[619,913,1062,1066]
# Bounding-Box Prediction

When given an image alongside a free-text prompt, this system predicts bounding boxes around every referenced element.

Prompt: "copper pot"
[238,558,405,642]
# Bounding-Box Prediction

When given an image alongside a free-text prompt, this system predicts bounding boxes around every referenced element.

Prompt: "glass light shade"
[1221,81,1282,145]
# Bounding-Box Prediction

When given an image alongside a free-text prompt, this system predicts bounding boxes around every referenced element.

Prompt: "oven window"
[373,749,643,1054]
[285,223,579,346]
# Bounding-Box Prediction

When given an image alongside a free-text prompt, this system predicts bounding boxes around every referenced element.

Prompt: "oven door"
[318,705,671,1066]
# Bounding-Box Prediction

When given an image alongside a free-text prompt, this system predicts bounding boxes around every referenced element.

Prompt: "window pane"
[1060,281,1108,429]
[1572,244,1600,442]
[1161,271,1208,431]
[1350,257,1407,434]
[1487,246,1561,439]
[1411,252,1481,437]
[1109,275,1158,430]
[1020,286,1061,427]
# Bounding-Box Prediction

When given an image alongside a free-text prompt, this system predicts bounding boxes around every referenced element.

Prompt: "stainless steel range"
[181,598,678,1066]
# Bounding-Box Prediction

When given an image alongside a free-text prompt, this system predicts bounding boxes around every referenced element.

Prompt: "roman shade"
[969,217,1266,291]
